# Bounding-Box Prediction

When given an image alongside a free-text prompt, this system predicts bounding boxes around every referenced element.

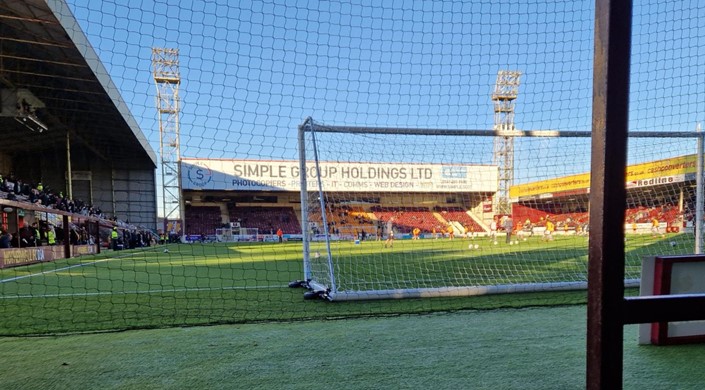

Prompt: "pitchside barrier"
[639,255,705,345]
[0,245,99,269]
[297,118,705,301]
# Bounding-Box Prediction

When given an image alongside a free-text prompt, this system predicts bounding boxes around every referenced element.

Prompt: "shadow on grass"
[0,234,692,336]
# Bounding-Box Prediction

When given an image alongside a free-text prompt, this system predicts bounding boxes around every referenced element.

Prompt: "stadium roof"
[0,0,156,168]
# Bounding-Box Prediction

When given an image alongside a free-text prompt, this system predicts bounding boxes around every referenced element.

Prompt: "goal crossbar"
[301,118,702,139]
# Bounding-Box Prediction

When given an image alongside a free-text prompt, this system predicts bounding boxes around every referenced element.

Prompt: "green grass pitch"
[0,233,693,335]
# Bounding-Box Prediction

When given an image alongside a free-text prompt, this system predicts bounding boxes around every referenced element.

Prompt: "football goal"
[215,227,259,242]
[296,118,704,301]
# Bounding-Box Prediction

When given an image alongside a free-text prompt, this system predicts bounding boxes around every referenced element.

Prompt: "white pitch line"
[0,259,114,284]
[0,251,154,284]
[0,284,287,299]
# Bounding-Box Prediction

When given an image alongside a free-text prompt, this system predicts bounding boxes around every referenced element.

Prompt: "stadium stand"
[306,205,377,237]
[1,173,106,219]
[434,207,485,234]
[512,204,552,225]
[372,206,442,233]
[511,204,590,232]
[229,206,301,234]
[184,206,222,235]
[0,169,158,253]
[512,203,685,234]
[625,205,681,225]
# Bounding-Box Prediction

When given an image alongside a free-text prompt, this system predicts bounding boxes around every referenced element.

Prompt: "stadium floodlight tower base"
[297,117,705,302]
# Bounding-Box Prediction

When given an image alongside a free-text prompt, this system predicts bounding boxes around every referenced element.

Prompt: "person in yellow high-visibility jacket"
[111,227,119,250]
[47,227,56,246]
[31,223,41,246]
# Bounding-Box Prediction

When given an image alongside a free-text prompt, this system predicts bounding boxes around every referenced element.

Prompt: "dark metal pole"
[62,215,71,259]
[587,0,632,389]
[95,221,100,254]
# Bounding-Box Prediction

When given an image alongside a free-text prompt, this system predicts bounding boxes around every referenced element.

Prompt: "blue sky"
[65,0,703,177]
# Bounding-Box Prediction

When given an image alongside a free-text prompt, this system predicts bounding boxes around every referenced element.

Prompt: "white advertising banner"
[181,159,498,193]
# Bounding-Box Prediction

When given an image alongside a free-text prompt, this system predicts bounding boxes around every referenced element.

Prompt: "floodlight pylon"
[152,48,184,234]
[492,70,521,216]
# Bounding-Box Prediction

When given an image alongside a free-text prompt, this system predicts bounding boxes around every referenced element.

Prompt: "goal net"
[215,227,259,242]
[299,119,702,301]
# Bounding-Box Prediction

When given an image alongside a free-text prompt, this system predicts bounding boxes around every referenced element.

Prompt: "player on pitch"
[384,218,395,248]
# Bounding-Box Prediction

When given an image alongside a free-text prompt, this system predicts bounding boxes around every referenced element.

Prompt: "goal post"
[299,117,337,295]
[298,118,705,301]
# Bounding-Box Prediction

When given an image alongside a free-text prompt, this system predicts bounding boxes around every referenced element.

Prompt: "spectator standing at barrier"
[70,227,80,245]
[111,227,119,250]
[276,228,283,243]
[31,222,41,245]
[0,230,11,248]
[123,230,131,249]
[47,226,56,246]
[19,224,34,247]
[504,216,514,244]
[54,225,63,244]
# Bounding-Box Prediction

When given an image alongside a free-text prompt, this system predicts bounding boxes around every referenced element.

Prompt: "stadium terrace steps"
[369,207,484,234]
[436,209,485,234]
[466,210,490,232]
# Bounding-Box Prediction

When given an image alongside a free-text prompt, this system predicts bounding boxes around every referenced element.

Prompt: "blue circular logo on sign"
[187,164,213,188]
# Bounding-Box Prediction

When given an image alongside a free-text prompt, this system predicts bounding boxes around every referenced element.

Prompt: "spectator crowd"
[0,172,157,251]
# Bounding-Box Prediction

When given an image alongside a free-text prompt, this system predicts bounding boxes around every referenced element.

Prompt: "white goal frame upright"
[298,117,705,301]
